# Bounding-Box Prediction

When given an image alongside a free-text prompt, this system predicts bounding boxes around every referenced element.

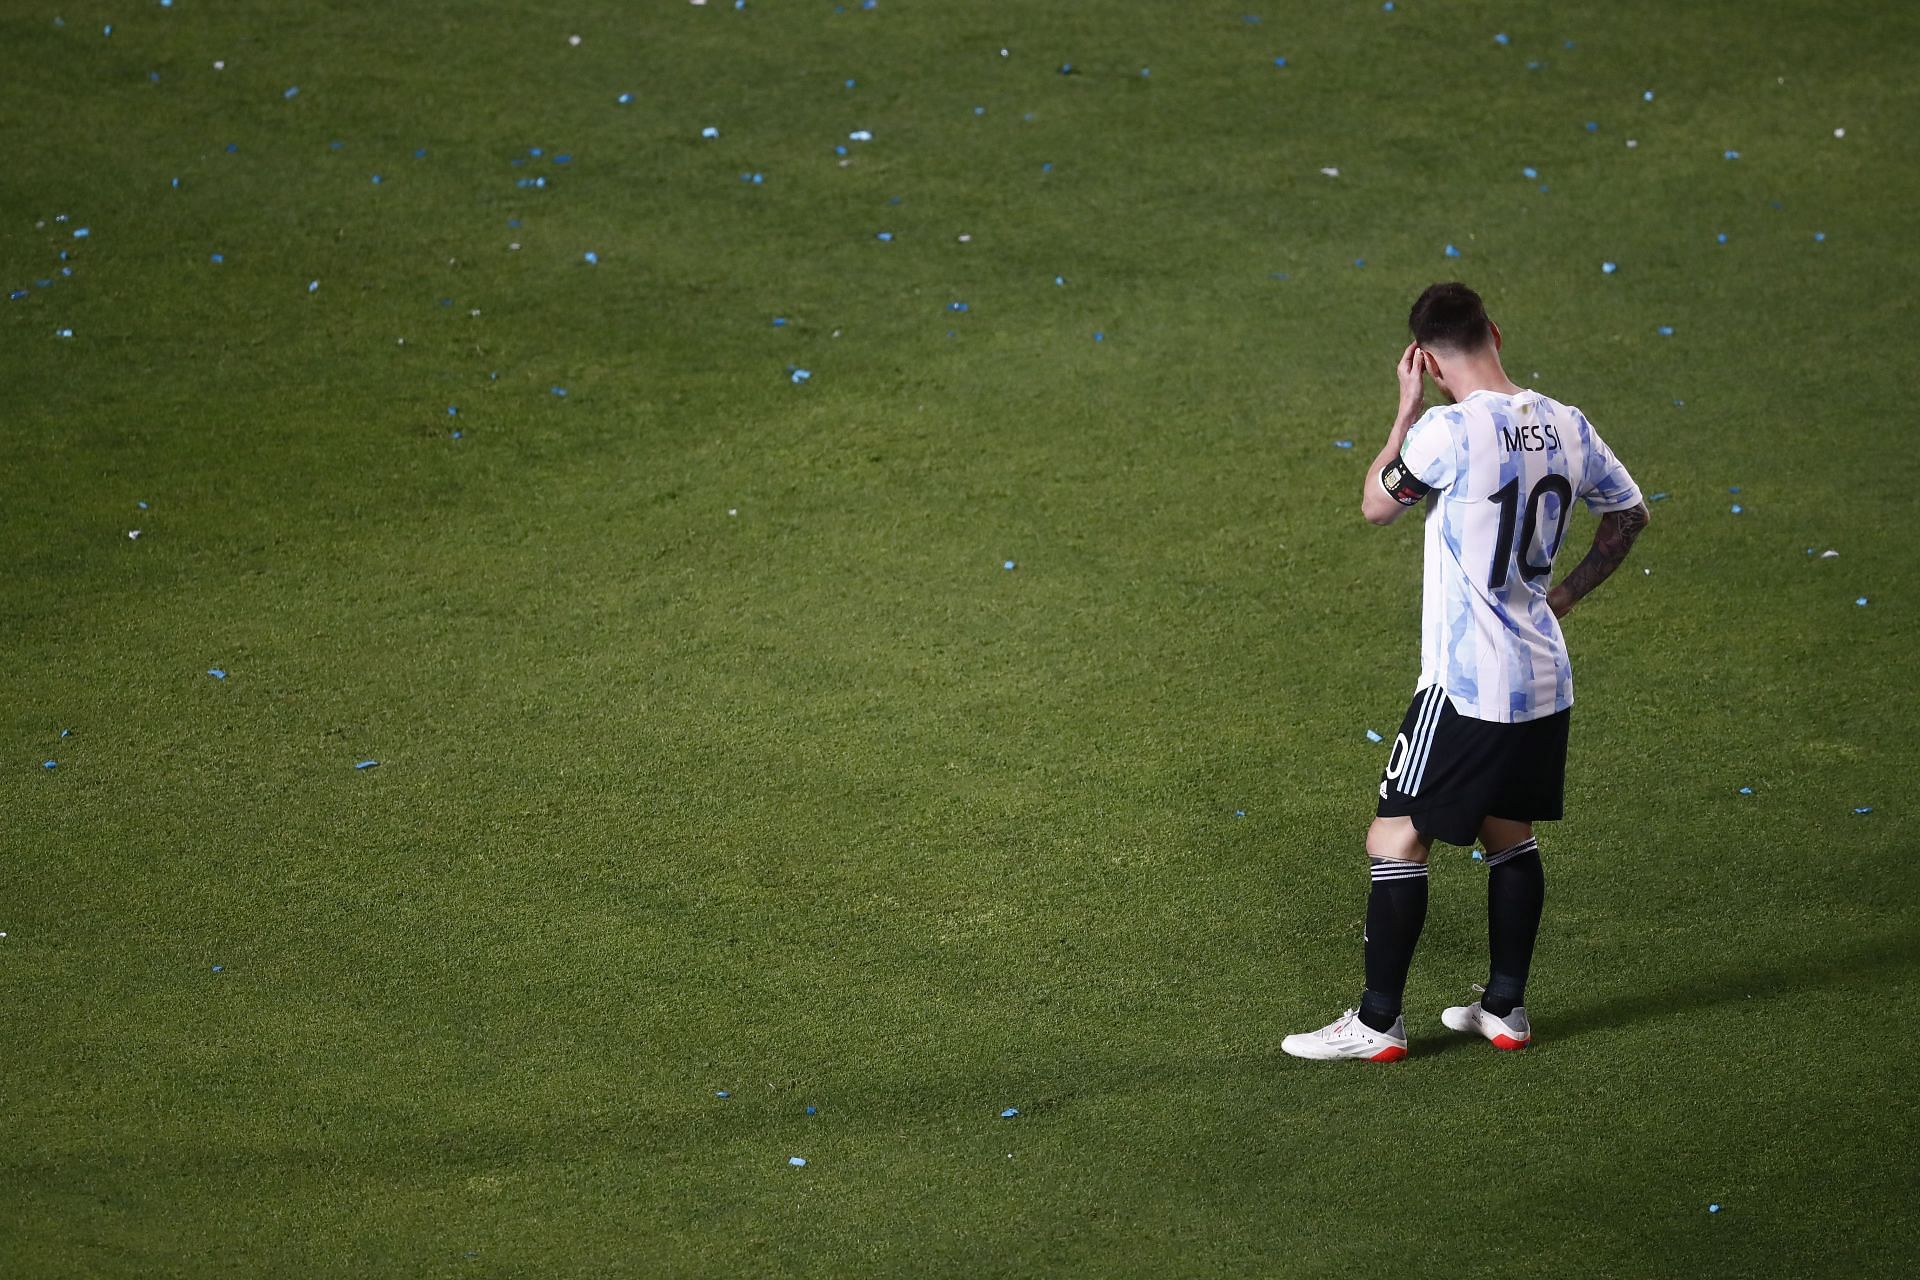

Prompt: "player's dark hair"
[1408,282,1493,352]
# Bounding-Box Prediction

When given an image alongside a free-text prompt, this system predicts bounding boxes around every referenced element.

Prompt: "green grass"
[4,1,1918,1275]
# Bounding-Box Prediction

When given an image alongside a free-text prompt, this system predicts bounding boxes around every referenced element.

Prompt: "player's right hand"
[1396,342,1428,415]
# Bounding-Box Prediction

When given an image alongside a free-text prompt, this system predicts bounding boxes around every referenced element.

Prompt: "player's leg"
[1358,815,1432,1034]
[1478,815,1544,1021]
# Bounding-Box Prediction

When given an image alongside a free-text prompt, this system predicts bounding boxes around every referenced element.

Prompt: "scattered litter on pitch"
[1000,1108,1019,1118]
[1445,244,1461,258]
[1002,560,1016,570]
[1333,440,1354,449]
[208,669,227,679]
[1602,262,1617,274]
[790,368,811,384]
[715,1091,731,1098]
[1730,504,1743,513]
[1853,806,1873,815]
[788,1156,808,1167]
[42,760,57,769]
[1738,787,1753,795]
[1854,596,1868,606]
[355,760,380,770]
[1366,729,1383,743]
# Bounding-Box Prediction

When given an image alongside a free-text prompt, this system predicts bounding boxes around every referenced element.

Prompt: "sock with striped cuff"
[1358,857,1429,1033]
[1483,837,1544,1018]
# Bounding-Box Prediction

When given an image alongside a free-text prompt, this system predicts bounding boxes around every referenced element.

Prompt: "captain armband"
[1379,455,1432,507]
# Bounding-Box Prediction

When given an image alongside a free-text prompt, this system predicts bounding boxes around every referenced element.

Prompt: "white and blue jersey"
[1398,389,1642,723]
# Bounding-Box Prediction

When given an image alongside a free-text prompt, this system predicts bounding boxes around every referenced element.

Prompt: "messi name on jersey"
[1499,422,1562,452]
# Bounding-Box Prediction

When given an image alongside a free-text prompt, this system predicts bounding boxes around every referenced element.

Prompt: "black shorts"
[1375,685,1570,847]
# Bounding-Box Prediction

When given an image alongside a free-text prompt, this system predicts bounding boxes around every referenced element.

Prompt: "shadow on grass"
[1415,925,1920,1057]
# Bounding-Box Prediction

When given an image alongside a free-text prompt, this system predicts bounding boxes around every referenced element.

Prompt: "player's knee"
[1365,817,1430,864]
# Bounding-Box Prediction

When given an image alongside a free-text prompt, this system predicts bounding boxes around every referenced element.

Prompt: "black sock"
[1359,857,1429,1032]
[1483,838,1545,1017]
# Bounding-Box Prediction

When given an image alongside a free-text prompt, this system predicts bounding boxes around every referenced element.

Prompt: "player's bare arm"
[1546,502,1651,619]
[1360,342,1437,526]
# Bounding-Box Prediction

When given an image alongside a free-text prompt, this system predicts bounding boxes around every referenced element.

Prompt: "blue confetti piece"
[1444,244,1461,258]
[208,669,227,679]
[1814,232,1826,242]
[584,251,598,264]
[551,386,568,397]
[1366,729,1384,743]
[1353,258,1366,268]
[1649,491,1669,501]
[171,177,180,188]
[1730,503,1743,514]
[61,728,71,736]
[1709,1205,1720,1214]
[715,1091,730,1098]
[1273,56,1288,67]
[1094,331,1104,341]
[371,174,382,184]
[55,327,73,338]
[948,301,969,312]
[1494,33,1510,46]
[1585,121,1599,132]
[790,369,812,384]
[530,148,543,157]
[1001,1108,1019,1118]
[447,406,458,416]
[875,231,892,241]
[845,79,856,89]
[1042,162,1053,173]
[771,317,788,326]
[750,173,763,185]
[1522,165,1538,178]
[1002,560,1016,571]
[1333,439,1354,449]
[806,1105,817,1114]
[1054,275,1065,285]
[210,253,223,263]
[1471,850,1483,861]
[617,92,633,104]
[1657,325,1675,336]
[1855,596,1868,607]
[1723,150,1740,160]
[1140,67,1150,77]
[554,154,572,164]
[1383,2,1394,10]
[415,148,427,158]
[226,143,238,153]
[701,126,719,139]
[73,227,90,239]
[1059,63,1073,74]
[355,760,380,770]
[1738,786,1753,795]
[1853,806,1873,814]
[211,965,223,973]
[1729,486,1740,494]
[1717,233,1728,244]
[308,280,319,293]
[450,431,461,440]
[788,1157,807,1167]
[104,24,112,36]
[973,106,986,116]
[1602,261,1617,274]
[284,86,299,99]
[835,145,848,156]
[1643,90,1655,102]
[1234,810,1246,818]
[42,760,56,769]
[8,290,26,301]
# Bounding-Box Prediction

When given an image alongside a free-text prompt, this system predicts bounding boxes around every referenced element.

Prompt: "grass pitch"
[4,1,1918,1276]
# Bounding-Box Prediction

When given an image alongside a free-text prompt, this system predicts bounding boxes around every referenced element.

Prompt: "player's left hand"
[1396,342,1429,415]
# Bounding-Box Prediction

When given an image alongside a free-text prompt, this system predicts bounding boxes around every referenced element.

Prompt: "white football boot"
[1440,986,1532,1050]
[1280,1008,1409,1063]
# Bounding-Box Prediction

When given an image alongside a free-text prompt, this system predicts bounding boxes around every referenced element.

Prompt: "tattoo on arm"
[1555,502,1649,606]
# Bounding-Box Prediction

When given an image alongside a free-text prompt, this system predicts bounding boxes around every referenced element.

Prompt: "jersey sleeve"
[1575,415,1644,512]
[1398,407,1461,490]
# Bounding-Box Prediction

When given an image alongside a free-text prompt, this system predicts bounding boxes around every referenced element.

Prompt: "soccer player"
[1281,282,1650,1062]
